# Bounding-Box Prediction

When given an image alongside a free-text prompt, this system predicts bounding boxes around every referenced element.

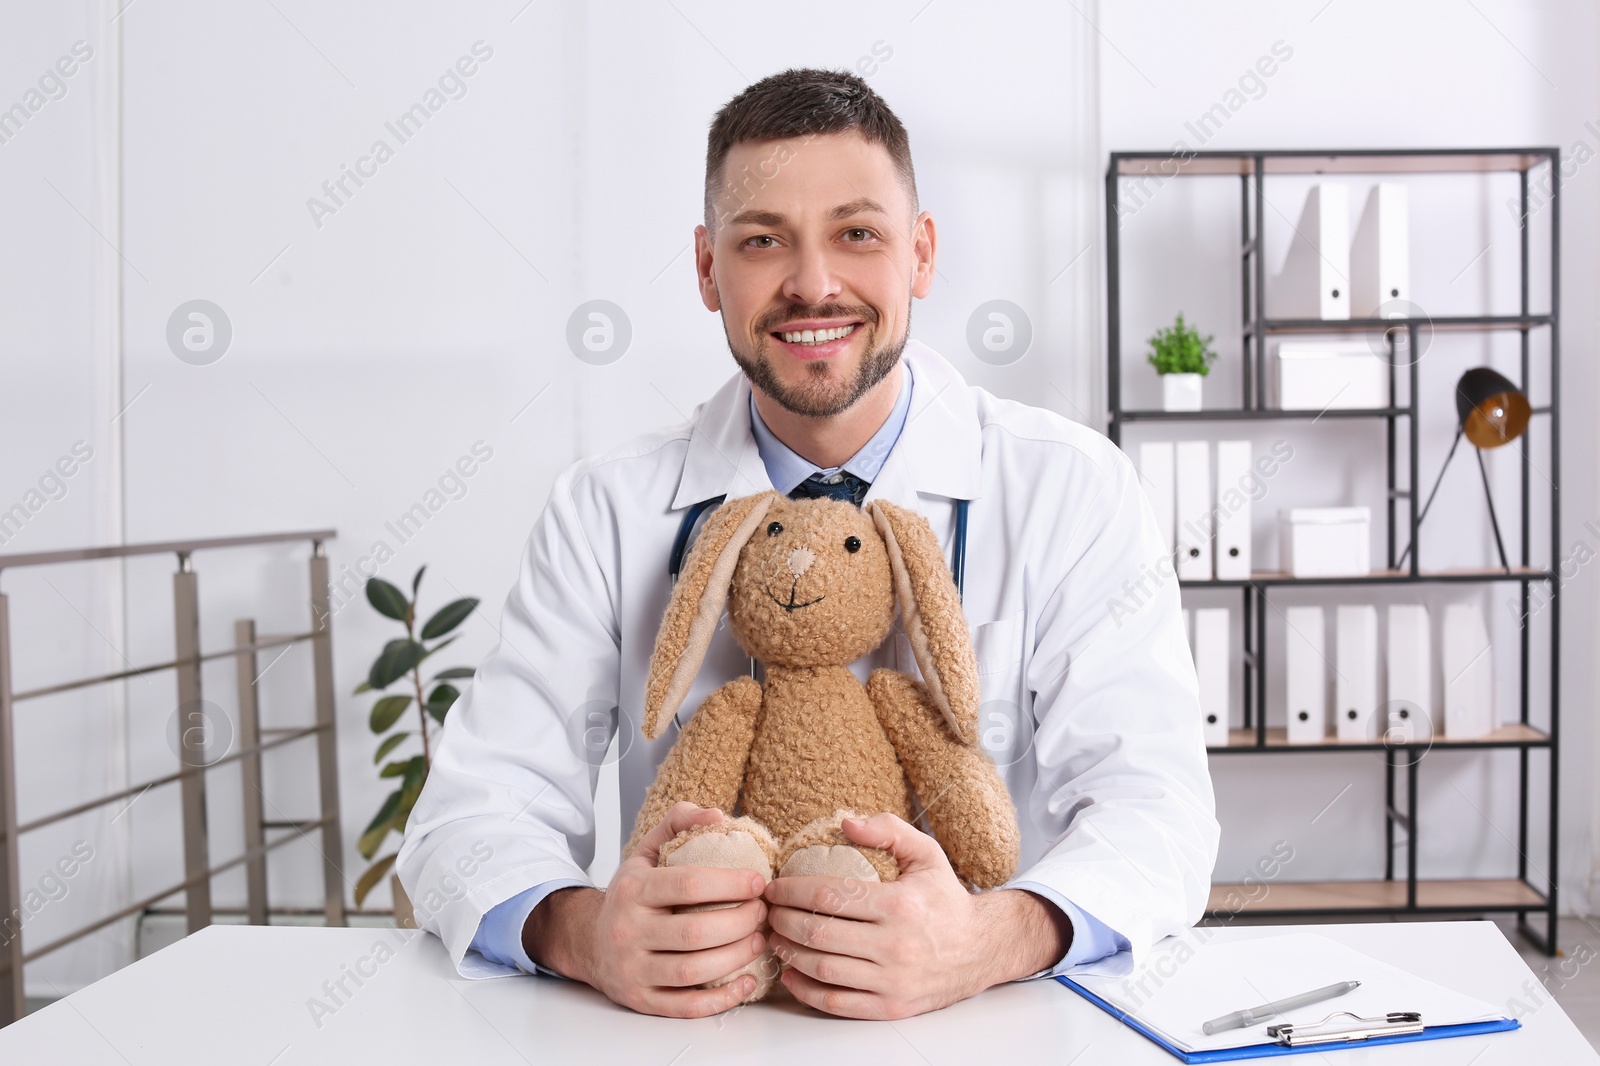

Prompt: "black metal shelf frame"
[1105,147,1562,954]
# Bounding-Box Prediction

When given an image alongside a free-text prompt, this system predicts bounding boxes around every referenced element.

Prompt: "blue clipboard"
[1056,975,1520,1063]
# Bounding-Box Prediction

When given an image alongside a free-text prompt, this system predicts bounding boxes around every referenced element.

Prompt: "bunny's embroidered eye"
[766,521,783,537]
[844,536,861,553]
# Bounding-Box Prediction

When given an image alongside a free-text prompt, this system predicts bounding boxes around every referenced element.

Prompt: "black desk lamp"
[1398,367,1530,573]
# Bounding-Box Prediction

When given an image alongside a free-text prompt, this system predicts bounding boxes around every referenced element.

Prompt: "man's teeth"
[779,324,857,345]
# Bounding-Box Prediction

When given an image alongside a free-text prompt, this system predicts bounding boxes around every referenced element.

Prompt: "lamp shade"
[1454,367,1530,449]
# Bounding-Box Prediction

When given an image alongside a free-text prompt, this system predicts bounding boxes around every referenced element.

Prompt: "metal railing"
[0,530,347,1024]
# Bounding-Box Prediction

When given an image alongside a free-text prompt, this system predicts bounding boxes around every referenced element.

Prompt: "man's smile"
[767,320,864,361]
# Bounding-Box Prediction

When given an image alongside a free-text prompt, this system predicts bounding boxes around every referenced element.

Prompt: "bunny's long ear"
[642,491,777,739]
[869,499,980,744]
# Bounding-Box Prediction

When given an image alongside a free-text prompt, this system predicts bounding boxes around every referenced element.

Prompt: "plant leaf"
[369,694,412,734]
[412,565,427,597]
[352,680,372,696]
[1146,312,1217,376]
[373,732,409,764]
[431,666,476,681]
[362,788,402,838]
[379,758,412,778]
[400,755,427,795]
[416,635,458,667]
[358,788,402,859]
[368,639,426,690]
[354,853,397,907]
[365,578,410,622]
[357,820,393,861]
[420,598,479,640]
[394,776,425,834]
[426,683,460,725]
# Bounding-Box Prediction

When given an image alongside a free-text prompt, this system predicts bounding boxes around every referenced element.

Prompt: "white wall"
[0,0,1593,996]
[0,0,134,996]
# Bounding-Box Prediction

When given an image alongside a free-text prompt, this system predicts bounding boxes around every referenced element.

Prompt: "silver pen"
[1202,980,1361,1035]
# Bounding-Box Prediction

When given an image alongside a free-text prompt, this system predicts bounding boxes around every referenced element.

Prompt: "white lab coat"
[396,340,1219,978]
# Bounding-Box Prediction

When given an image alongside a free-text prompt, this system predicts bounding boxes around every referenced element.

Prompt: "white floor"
[1501,914,1600,1050]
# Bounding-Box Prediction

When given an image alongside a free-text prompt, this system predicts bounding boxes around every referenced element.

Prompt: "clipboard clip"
[1267,1011,1424,1046]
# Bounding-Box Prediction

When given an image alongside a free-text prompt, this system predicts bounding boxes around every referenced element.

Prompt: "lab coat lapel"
[864,341,984,508]
[672,340,982,511]
[671,371,773,509]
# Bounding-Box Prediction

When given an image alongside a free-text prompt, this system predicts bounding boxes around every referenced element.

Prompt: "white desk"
[0,920,1592,1063]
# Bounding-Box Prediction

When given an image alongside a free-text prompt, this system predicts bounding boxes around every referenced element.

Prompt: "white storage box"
[1273,342,1389,410]
[1279,506,1371,577]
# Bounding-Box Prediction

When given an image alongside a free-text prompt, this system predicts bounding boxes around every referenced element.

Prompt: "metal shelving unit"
[1105,148,1561,953]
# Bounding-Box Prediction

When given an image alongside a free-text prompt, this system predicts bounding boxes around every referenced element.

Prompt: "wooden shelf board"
[1208,878,1547,913]
[1120,407,1403,422]
[1213,723,1548,750]
[1113,150,1553,178]
[1257,314,1551,334]
[1180,566,1550,587]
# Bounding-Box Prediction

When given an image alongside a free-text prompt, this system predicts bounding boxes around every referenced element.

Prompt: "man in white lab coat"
[397,68,1218,1021]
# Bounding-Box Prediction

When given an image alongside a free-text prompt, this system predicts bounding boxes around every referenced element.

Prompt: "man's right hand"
[521,801,769,1017]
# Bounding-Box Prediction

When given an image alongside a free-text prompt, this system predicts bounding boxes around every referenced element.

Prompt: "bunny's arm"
[624,676,763,859]
[866,668,1021,889]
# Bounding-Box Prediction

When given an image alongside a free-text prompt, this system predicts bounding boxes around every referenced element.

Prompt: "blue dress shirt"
[747,360,913,494]
[469,359,1128,978]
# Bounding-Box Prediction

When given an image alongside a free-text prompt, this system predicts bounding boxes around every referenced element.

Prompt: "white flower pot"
[1162,372,1203,411]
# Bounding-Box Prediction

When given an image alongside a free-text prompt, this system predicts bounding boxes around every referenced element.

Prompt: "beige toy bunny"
[625,490,1021,1001]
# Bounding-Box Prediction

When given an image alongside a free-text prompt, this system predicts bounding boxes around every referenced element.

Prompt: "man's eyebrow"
[826,197,888,221]
[724,197,890,229]
[726,208,787,228]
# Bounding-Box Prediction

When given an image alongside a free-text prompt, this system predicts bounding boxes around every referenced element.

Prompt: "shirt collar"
[746,363,913,496]
[671,340,983,510]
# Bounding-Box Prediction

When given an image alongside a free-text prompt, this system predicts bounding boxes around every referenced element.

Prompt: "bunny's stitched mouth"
[766,578,824,613]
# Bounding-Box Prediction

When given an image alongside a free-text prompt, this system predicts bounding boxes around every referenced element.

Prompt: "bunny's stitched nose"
[786,546,816,576]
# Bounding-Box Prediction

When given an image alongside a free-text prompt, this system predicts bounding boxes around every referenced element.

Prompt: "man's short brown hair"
[704,68,918,233]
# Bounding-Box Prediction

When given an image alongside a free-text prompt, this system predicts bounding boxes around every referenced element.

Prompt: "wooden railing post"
[233,619,269,926]
[308,543,347,926]
[0,592,25,1024]
[172,555,212,934]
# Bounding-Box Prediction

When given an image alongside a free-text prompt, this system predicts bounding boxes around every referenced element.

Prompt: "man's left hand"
[763,813,1071,1019]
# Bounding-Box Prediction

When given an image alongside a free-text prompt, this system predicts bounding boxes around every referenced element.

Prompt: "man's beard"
[726,302,909,418]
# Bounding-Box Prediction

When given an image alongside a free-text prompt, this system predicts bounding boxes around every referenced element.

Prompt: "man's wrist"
[522,885,603,983]
[974,888,1073,988]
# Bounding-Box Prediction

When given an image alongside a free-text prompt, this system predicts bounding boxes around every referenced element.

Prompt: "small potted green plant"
[351,566,479,921]
[1146,313,1218,411]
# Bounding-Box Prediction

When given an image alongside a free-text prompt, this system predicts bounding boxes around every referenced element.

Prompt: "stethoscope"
[663,495,968,732]
[668,495,970,594]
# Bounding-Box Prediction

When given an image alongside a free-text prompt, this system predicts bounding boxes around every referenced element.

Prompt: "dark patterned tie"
[789,471,870,506]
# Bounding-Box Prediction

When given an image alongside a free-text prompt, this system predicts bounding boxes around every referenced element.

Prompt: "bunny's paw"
[658,816,778,879]
[775,811,898,884]
[658,816,781,1002]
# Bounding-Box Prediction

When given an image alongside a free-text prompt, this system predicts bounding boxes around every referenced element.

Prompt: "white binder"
[1350,182,1409,318]
[1386,604,1432,744]
[1175,441,1213,580]
[1194,607,1230,746]
[1442,602,1494,738]
[1335,605,1379,741]
[1138,440,1176,564]
[1285,606,1326,743]
[1214,441,1252,579]
[1270,183,1350,320]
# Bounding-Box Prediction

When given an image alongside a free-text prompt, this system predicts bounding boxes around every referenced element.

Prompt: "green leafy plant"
[1145,313,1218,376]
[351,565,479,906]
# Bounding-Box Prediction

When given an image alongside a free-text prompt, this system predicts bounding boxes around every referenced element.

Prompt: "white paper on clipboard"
[1063,931,1507,1055]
